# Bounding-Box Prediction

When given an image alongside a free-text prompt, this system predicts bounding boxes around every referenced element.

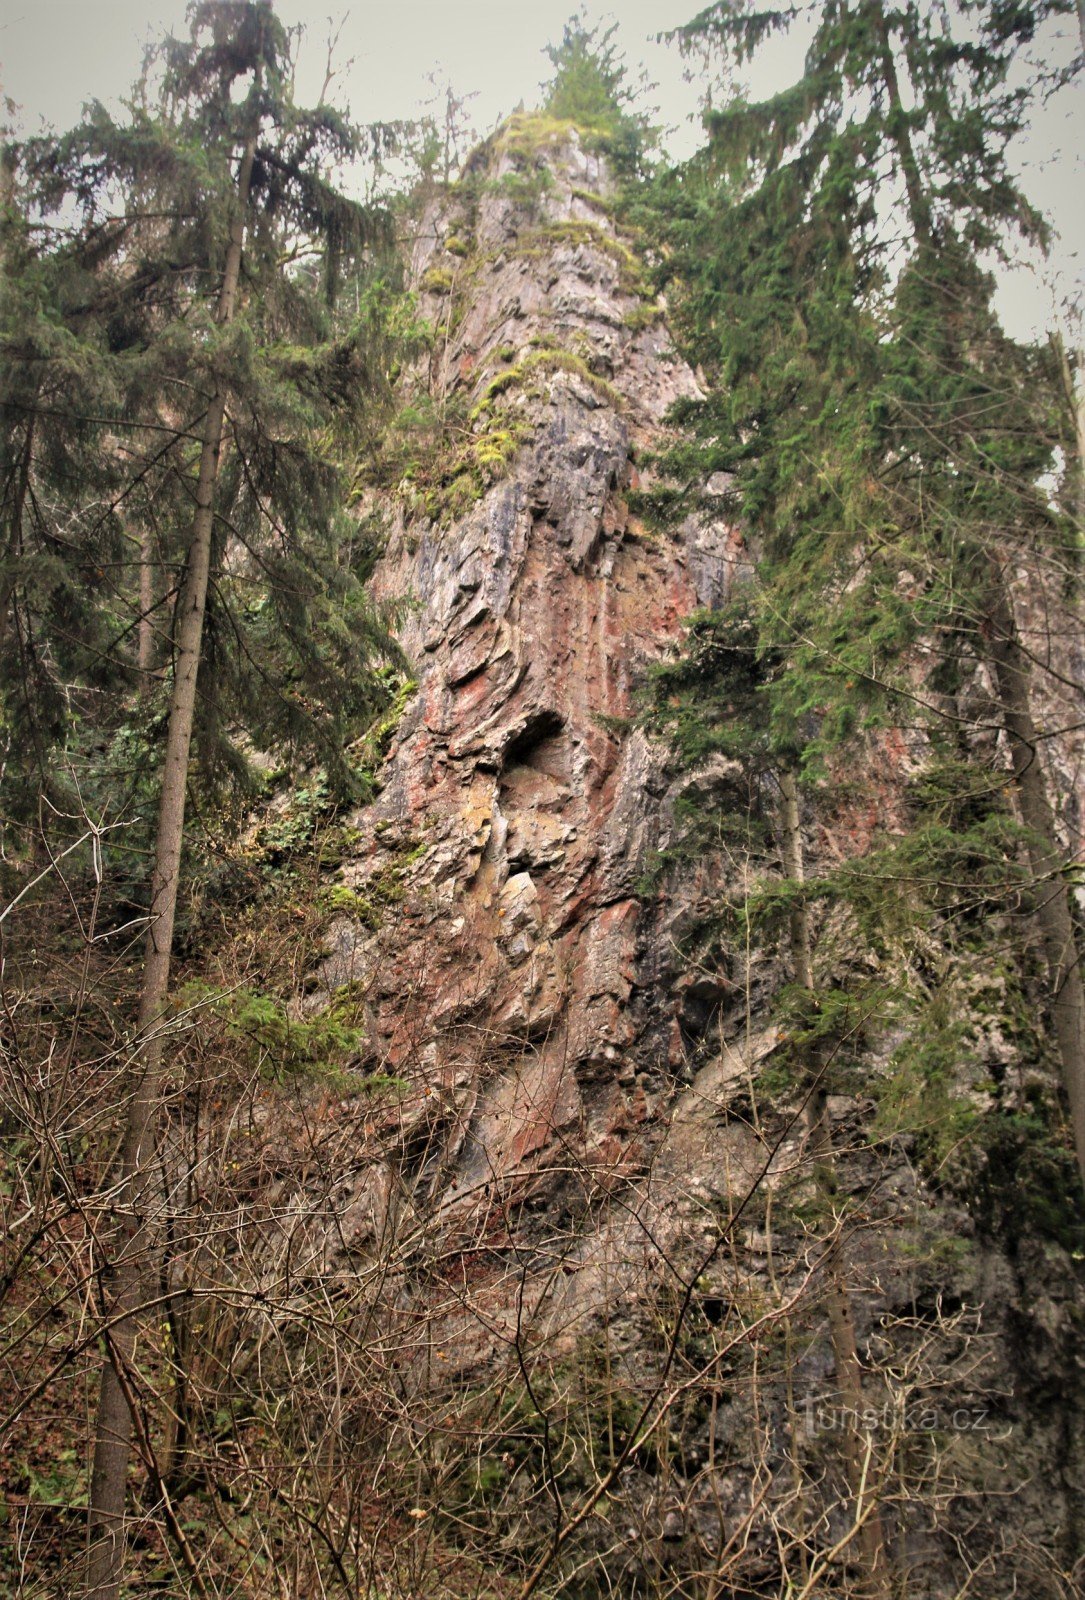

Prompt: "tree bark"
[0,420,33,668]
[866,0,935,251]
[137,523,156,693]
[779,770,892,1599]
[1052,327,1085,541]
[986,586,1085,1186]
[85,120,259,1600]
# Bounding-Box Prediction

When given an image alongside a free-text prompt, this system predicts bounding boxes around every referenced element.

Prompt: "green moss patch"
[471,342,624,420]
[420,265,455,295]
[411,416,528,525]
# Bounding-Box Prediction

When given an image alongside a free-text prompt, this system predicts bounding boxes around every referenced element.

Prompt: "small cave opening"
[498,710,572,875]
[699,1294,728,1327]
[500,709,568,779]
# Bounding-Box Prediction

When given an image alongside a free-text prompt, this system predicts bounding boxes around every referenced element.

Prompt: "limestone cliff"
[306,123,1084,1598]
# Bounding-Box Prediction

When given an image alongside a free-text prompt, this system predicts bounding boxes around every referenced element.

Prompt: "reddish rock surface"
[317,129,743,1238]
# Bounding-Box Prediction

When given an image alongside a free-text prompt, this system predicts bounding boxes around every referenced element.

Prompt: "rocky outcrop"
[308,124,1084,1598]
[320,127,746,1221]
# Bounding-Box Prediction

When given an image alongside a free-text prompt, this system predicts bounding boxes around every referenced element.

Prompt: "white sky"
[1,0,1081,338]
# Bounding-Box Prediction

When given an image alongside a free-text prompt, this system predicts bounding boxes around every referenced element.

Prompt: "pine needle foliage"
[3,1,414,853]
[541,17,660,176]
[642,0,1084,1201]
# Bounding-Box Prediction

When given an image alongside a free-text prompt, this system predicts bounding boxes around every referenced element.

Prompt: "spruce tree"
[5,5,404,1590]
[655,0,1085,1181]
[646,606,897,1592]
[639,5,1083,1581]
[541,17,659,175]
[0,134,135,830]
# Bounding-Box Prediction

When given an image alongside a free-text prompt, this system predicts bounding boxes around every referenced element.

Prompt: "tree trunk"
[1052,328,1085,540]
[85,122,259,1600]
[0,420,33,668]
[137,524,156,694]
[779,770,892,1599]
[0,152,40,680]
[866,0,935,251]
[986,585,1085,1186]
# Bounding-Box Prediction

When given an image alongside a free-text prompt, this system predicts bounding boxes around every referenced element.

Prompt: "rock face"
[314,126,1084,1598]
[324,128,746,1211]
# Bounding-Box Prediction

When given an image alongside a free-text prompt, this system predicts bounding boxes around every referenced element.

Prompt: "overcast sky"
[1,0,1081,338]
